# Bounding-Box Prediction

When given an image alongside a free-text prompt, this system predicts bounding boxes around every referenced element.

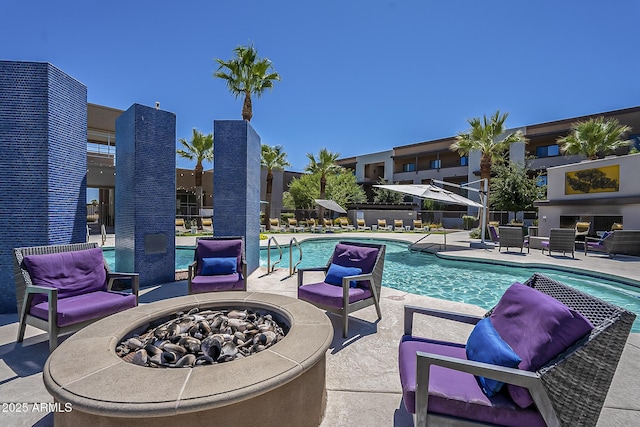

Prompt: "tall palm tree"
[558,116,631,160]
[177,129,214,227]
[451,110,525,203]
[305,148,342,220]
[213,44,281,122]
[261,144,290,231]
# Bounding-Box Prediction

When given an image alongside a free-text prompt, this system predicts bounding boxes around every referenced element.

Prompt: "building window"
[429,159,441,169]
[536,144,560,158]
[402,163,416,172]
[460,156,468,166]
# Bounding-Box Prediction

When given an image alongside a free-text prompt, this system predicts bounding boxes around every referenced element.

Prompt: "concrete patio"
[1,230,639,426]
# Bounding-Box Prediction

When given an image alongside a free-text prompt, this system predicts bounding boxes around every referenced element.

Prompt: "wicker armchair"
[399,273,635,427]
[541,228,577,258]
[298,241,386,337]
[498,226,526,253]
[14,242,139,352]
[585,230,640,257]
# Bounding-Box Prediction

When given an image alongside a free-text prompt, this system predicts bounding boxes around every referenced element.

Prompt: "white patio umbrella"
[373,184,483,208]
[315,199,347,214]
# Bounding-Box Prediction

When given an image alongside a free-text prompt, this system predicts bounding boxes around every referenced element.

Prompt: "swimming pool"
[260,238,640,332]
[103,239,640,331]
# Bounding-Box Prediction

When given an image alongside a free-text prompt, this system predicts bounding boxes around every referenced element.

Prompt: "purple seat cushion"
[30,291,136,327]
[191,273,244,293]
[22,248,107,307]
[398,336,545,427]
[540,241,549,248]
[490,283,593,408]
[196,239,242,275]
[331,243,378,274]
[298,282,372,308]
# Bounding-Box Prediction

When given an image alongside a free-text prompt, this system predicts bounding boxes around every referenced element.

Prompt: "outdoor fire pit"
[43,292,333,427]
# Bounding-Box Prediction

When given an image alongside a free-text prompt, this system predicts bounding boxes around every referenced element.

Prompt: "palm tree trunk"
[195,161,203,228]
[242,92,253,121]
[480,153,492,239]
[265,170,273,231]
[319,175,327,221]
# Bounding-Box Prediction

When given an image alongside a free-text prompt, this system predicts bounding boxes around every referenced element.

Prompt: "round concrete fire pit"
[43,292,333,427]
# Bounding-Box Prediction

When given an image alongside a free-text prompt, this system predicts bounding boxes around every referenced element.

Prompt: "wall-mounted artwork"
[565,164,619,194]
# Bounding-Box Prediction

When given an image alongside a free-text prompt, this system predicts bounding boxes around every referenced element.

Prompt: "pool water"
[102,247,195,272]
[103,239,640,332]
[260,238,640,332]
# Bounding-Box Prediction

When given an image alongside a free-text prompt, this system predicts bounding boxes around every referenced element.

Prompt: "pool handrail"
[289,237,303,277]
[267,236,283,273]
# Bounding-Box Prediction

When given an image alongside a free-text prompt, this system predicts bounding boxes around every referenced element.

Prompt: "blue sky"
[3,1,640,173]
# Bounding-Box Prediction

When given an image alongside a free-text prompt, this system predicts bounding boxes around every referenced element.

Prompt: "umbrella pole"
[480,179,488,244]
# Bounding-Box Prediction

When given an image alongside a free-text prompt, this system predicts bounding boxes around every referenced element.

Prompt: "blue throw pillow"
[466,317,522,397]
[324,263,362,288]
[599,231,612,243]
[201,257,237,275]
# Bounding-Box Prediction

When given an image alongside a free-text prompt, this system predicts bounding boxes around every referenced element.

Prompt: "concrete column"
[0,61,86,313]
[115,104,176,286]
[213,120,261,274]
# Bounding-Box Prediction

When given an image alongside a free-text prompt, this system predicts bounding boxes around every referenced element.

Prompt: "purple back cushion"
[196,239,242,275]
[331,243,379,274]
[22,248,107,307]
[490,283,593,408]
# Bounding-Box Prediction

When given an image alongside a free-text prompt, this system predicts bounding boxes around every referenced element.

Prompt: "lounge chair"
[377,219,392,231]
[574,221,591,242]
[201,218,213,234]
[412,220,428,232]
[298,241,386,338]
[175,218,187,234]
[287,218,305,233]
[497,226,526,253]
[356,218,371,231]
[14,242,139,352]
[307,218,323,233]
[394,219,405,232]
[541,228,576,258]
[488,224,499,243]
[323,218,341,232]
[188,236,247,294]
[584,230,640,257]
[398,273,635,427]
[269,218,284,232]
[338,217,355,231]
[611,222,623,230]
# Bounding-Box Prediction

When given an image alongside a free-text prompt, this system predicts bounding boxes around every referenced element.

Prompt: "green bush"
[469,227,482,239]
[462,215,476,230]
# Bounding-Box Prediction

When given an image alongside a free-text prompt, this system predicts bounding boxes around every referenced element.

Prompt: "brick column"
[0,61,86,313]
[115,104,176,286]
[213,120,261,274]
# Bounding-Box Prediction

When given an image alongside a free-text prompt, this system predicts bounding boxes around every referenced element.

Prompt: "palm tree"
[305,148,342,220]
[451,111,525,238]
[177,129,214,227]
[558,117,631,160]
[213,44,281,122]
[451,110,526,202]
[261,144,290,231]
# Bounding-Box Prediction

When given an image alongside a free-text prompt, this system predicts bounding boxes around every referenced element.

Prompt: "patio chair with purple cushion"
[398,273,635,427]
[297,241,386,338]
[541,227,576,258]
[188,236,247,294]
[585,230,640,258]
[14,242,139,352]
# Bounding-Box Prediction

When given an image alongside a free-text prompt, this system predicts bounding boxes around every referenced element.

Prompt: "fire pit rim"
[43,292,333,418]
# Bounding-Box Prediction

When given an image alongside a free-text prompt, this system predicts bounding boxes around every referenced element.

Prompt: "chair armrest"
[22,285,59,327]
[107,272,139,301]
[187,260,197,280]
[415,351,560,427]
[297,266,329,288]
[404,305,482,335]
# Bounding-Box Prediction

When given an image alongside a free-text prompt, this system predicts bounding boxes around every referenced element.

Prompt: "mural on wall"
[565,164,620,194]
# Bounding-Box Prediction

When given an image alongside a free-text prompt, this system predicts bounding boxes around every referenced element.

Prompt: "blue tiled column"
[213,120,260,274]
[0,61,87,313]
[115,104,176,287]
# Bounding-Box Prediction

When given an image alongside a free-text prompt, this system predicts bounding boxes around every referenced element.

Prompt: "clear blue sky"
[4,1,639,172]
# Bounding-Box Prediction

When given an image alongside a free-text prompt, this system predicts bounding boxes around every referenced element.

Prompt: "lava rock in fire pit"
[116,308,287,368]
